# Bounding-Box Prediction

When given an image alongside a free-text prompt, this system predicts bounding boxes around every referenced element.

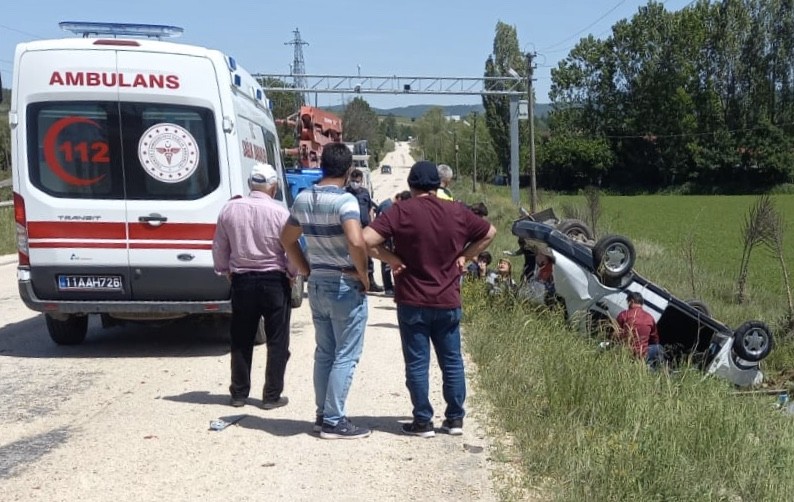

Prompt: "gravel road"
[0,142,499,501]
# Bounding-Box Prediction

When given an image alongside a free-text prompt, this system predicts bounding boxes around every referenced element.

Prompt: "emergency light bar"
[59,22,184,39]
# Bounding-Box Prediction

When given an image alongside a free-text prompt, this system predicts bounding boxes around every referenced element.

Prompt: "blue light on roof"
[227,56,237,71]
[233,74,242,87]
[256,89,262,100]
[59,21,184,39]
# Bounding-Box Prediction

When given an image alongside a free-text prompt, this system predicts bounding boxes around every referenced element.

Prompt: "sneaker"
[312,415,323,433]
[384,289,395,297]
[320,418,372,439]
[229,397,246,408]
[401,420,435,438]
[261,396,289,410]
[440,418,463,436]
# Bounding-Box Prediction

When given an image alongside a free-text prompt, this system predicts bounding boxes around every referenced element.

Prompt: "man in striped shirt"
[281,142,372,440]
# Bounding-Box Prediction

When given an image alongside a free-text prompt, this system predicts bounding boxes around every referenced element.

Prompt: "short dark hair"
[321,143,353,178]
[469,202,489,217]
[350,169,363,180]
[397,190,412,201]
[627,291,644,305]
[477,251,492,265]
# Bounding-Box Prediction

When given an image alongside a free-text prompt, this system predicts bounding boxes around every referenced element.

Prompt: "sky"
[1,0,695,110]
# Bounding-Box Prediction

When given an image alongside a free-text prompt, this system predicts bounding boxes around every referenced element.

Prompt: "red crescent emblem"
[43,116,107,186]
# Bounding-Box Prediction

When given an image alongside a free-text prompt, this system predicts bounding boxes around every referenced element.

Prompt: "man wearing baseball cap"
[212,162,297,410]
[363,160,496,438]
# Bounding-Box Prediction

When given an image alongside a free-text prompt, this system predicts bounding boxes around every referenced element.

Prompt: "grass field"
[454,184,794,500]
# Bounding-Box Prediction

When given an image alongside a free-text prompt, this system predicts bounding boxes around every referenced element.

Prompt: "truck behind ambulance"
[10,22,295,344]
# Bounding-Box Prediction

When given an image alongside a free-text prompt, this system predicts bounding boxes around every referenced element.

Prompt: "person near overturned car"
[363,161,496,438]
[280,142,372,440]
[375,190,412,296]
[615,291,664,366]
[346,168,384,293]
[436,163,454,201]
[212,163,294,410]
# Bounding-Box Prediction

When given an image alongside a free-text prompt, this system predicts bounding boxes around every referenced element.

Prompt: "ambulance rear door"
[116,50,230,301]
[17,48,132,302]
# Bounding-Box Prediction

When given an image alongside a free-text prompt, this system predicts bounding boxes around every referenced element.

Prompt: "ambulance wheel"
[46,314,88,345]
[254,318,266,346]
[291,275,305,309]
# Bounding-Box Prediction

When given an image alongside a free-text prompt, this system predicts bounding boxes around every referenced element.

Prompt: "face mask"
[350,182,361,190]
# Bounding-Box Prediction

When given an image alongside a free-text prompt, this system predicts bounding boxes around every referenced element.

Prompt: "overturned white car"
[512,218,774,387]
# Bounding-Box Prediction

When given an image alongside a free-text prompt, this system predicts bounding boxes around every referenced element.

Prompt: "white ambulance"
[10,22,297,345]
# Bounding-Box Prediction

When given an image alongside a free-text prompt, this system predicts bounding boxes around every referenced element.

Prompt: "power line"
[540,0,626,52]
[603,121,794,140]
[0,23,43,39]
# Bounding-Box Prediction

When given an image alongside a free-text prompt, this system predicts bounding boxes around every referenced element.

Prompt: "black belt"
[232,270,287,277]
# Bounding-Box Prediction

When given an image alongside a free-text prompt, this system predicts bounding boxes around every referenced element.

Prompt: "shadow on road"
[0,315,229,359]
[374,305,397,311]
[161,390,232,407]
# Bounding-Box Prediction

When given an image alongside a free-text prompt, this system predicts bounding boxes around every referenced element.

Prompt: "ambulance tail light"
[13,192,29,267]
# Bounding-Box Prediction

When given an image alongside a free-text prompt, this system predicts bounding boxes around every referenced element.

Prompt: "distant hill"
[326,102,552,119]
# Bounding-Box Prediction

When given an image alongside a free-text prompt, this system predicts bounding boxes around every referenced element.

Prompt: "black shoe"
[262,396,289,410]
[320,418,372,439]
[229,397,246,408]
[401,420,435,438]
[368,283,384,293]
[313,415,323,433]
[384,289,395,297]
[440,418,463,436]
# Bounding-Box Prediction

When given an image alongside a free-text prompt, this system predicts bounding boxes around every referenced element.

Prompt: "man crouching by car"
[614,292,664,367]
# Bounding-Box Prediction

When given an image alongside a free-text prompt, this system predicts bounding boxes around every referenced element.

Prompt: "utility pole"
[472,112,478,192]
[527,51,538,213]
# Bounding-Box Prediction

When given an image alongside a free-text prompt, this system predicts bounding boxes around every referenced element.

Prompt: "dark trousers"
[229,271,291,401]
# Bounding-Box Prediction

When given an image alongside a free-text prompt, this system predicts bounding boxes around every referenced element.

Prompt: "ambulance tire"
[46,314,88,345]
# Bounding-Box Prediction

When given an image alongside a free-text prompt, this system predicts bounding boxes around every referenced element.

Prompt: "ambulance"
[10,22,299,345]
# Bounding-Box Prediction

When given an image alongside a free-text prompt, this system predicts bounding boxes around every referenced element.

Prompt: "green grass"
[0,206,14,255]
[454,185,794,500]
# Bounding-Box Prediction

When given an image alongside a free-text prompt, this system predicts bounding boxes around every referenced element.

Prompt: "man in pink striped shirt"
[212,163,302,410]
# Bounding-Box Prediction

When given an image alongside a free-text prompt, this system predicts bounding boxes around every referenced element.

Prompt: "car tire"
[732,320,773,362]
[593,234,636,281]
[254,317,266,346]
[45,314,88,345]
[685,299,711,317]
[291,275,304,309]
[557,219,594,242]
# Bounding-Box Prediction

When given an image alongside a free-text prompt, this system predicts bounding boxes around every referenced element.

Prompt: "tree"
[343,97,383,163]
[483,21,527,175]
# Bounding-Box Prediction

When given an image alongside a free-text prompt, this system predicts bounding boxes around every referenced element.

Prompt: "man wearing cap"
[363,161,496,438]
[212,163,298,410]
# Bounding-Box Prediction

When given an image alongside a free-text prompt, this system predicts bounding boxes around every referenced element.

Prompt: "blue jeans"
[396,304,465,423]
[308,275,368,425]
[646,344,664,369]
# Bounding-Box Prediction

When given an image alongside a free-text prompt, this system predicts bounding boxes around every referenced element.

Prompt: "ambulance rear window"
[27,101,219,200]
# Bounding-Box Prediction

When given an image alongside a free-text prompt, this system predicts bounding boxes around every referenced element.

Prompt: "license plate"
[57,275,123,291]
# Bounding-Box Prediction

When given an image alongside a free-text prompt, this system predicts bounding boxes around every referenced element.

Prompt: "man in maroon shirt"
[364,161,496,438]
[615,291,663,366]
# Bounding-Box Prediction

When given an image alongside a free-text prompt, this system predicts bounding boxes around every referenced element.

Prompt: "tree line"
[547,0,794,193]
